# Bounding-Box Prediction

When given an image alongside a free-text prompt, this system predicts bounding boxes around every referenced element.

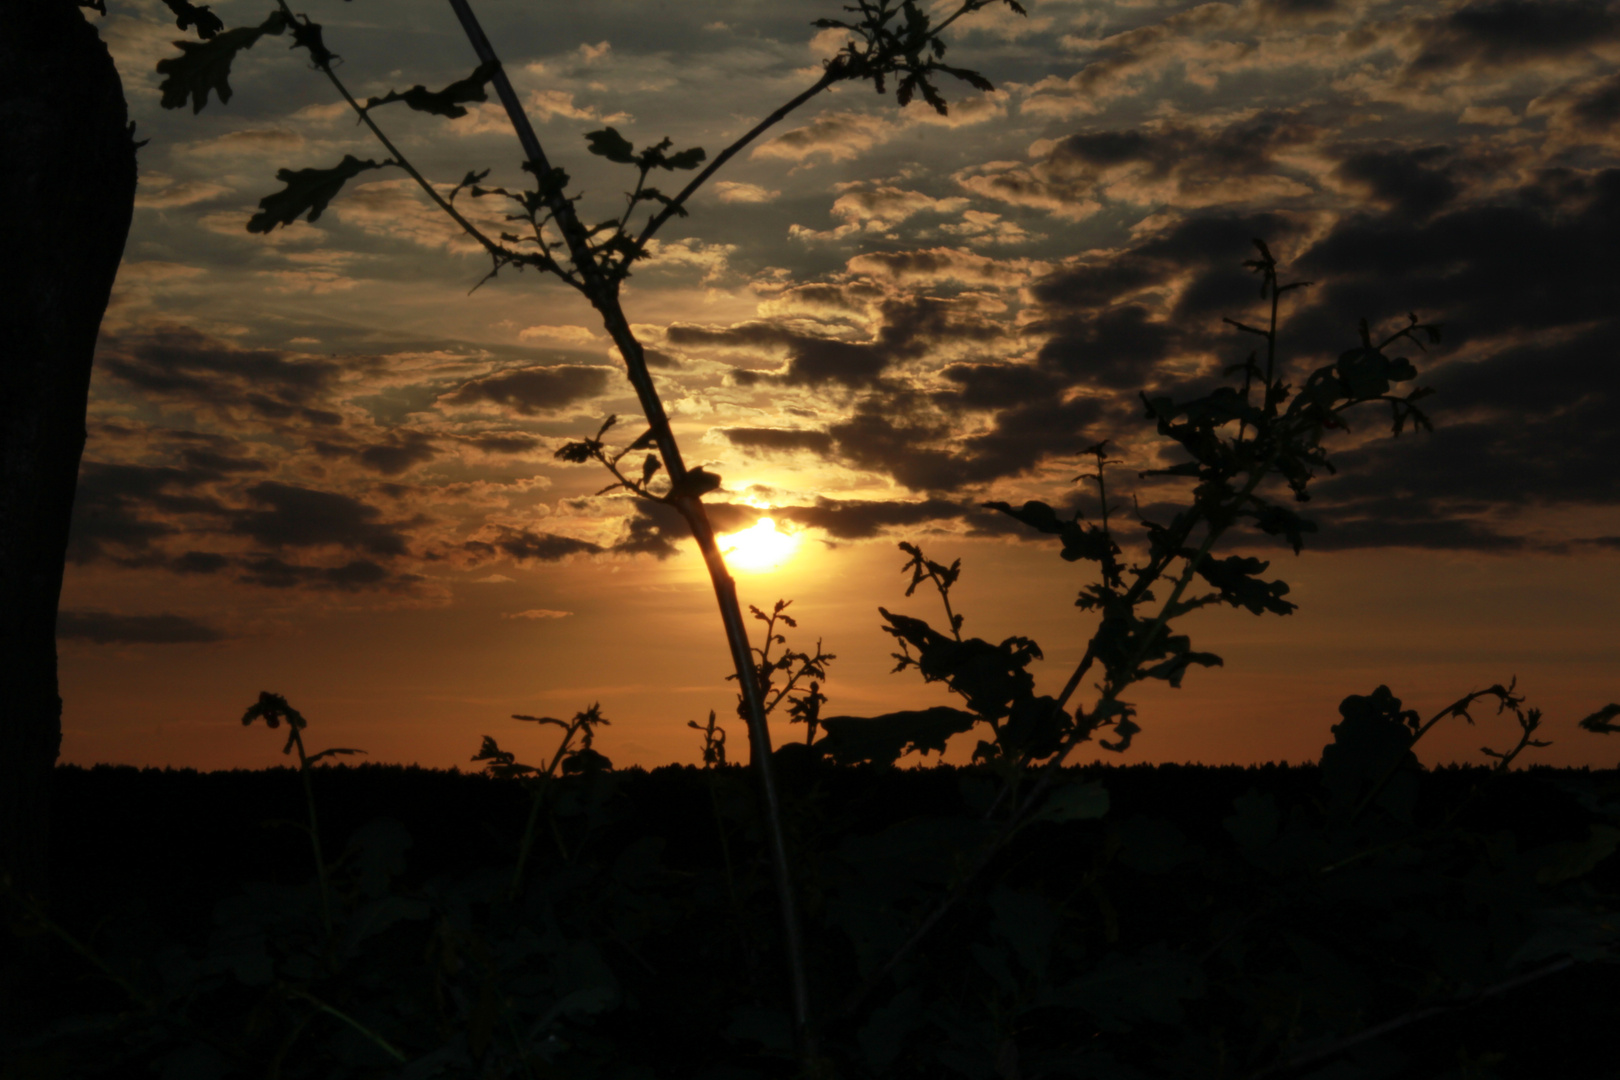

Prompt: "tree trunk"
[0,0,138,1035]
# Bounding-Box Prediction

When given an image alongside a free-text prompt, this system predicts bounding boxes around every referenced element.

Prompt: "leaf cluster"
[816,0,1025,115]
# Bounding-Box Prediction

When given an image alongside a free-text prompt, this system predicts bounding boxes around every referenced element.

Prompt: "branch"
[632,69,838,253]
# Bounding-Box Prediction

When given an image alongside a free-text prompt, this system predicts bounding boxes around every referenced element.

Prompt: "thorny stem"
[439,0,816,1065]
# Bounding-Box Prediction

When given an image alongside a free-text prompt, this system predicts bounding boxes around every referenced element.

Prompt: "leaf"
[1223,788,1279,852]
[585,127,637,164]
[983,500,1068,534]
[660,146,706,170]
[856,988,926,1073]
[1052,943,1206,1031]
[1195,554,1296,616]
[1116,815,1189,874]
[1319,686,1421,820]
[362,60,499,119]
[1535,825,1620,886]
[724,1005,793,1056]
[155,12,288,114]
[247,155,391,233]
[989,884,1060,980]
[815,706,978,767]
[1579,703,1620,734]
[1025,780,1109,825]
[341,817,413,898]
[669,466,722,500]
[304,747,365,764]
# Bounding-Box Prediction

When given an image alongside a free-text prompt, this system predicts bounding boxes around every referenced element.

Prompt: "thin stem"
[271,0,545,285]
[509,716,585,898]
[440,0,816,1065]
[289,726,333,937]
[1241,956,1580,1080]
[286,987,409,1063]
[632,70,838,254]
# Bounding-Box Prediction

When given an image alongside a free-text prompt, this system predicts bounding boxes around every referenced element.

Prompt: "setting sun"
[719,517,799,572]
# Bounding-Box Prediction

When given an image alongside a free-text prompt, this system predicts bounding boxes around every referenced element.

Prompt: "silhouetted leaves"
[246,155,393,233]
[1194,555,1296,617]
[160,0,225,40]
[155,11,288,113]
[815,706,978,767]
[363,61,499,119]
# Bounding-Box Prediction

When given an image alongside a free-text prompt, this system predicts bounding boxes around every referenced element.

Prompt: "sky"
[62,0,1620,774]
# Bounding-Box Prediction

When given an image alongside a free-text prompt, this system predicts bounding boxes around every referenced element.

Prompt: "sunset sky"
[64,0,1619,774]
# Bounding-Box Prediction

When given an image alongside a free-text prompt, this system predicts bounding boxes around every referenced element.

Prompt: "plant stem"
[290,727,334,937]
[1241,956,1579,1079]
[286,986,409,1063]
[441,0,816,1064]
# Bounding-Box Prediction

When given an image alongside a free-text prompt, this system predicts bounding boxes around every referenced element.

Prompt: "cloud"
[765,496,981,539]
[752,111,895,163]
[518,324,599,346]
[504,608,574,619]
[134,174,230,209]
[57,610,225,645]
[97,325,340,414]
[715,427,835,455]
[714,181,780,204]
[313,430,440,476]
[236,556,412,591]
[672,293,1007,390]
[440,364,611,414]
[844,247,1037,286]
[1400,0,1620,83]
[463,525,603,562]
[67,461,224,565]
[229,482,412,556]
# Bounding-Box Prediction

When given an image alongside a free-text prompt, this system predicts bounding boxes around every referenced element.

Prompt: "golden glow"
[719,517,799,572]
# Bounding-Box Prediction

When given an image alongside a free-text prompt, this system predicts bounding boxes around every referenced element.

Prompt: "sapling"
[157,2,1027,1063]
[837,240,1446,1019]
[240,690,365,935]
[470,703,613,897]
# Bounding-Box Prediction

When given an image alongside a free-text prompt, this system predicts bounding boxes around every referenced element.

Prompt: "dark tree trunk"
[0,0,138,1034]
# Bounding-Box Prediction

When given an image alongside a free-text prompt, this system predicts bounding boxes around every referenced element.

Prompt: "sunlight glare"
[720,517,799,572]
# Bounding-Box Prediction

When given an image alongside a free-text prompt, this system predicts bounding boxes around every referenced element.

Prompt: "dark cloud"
[1332,145,1461,219]
[314,431,440,475]
[440,364,610,414]
[769,497,971,539]
[67,462,225,564]
[463,526,602,562]
[236,556,409,590]
[465,433,541,454]
[672,296,1006,390]
[98,326,340,416]
[244,393,344,426]
[172,550,230,574]
[57,610,224,645]
[717,427,835,455]
[1025,212,1302,392]
[1404,0,1620,80]
[229,482,411,556]
[611,500,684,559]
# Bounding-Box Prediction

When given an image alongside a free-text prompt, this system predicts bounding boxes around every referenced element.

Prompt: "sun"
[719,517,800,572]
